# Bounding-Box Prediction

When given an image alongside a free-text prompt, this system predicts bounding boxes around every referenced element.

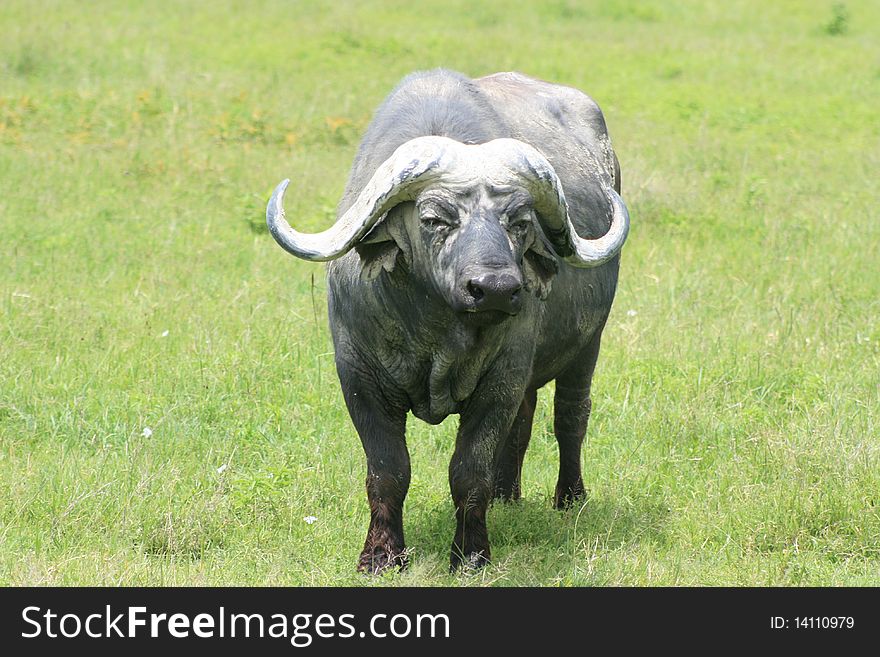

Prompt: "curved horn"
[267,135,629,267]
[266,137,453,261]
[488,139,630,268]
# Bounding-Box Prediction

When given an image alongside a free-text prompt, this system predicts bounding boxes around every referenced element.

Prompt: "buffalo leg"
[450,391,522,571]
[492,387,538,501]
[337,362,410,574]
[553,329,603,509]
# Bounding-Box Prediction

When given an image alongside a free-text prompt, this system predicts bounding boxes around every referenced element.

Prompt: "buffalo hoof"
[450,548,490,573]
[357,546,408,575]
[491,485,522,504]
[553,481,587,510]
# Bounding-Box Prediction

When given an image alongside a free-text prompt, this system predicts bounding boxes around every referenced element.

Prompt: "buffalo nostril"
[467,280,485,301]
[504,281,523,302]
[467,274,523,313]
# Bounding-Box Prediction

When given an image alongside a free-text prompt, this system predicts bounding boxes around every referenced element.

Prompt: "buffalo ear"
[356,240,400,281]
[355,204,412,282]
[523,233,558,300]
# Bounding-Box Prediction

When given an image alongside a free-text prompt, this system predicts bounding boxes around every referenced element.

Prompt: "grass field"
[1,0,878,585]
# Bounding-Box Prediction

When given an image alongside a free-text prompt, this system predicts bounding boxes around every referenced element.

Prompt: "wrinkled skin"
[326,70,622,573]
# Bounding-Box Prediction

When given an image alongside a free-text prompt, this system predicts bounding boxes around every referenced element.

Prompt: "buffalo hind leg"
[553,330,603,509]
[492,388,538,501]
[337,362,410,574]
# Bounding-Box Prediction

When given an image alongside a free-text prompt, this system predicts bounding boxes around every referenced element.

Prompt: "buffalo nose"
[467,273,523,314]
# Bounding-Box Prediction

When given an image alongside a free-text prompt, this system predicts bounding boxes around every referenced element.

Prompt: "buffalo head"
[266,137,629,321]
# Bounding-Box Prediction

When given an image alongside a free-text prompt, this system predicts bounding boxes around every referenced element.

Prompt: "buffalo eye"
[418,200,459,230]
[504,205,533,236]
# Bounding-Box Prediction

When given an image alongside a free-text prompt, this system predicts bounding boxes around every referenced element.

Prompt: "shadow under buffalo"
[406,492,671,568]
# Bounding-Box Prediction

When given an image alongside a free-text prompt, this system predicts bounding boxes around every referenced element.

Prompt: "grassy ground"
[1,0,878,585]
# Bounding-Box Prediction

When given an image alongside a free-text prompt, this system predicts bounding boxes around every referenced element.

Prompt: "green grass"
[1,0,878,585]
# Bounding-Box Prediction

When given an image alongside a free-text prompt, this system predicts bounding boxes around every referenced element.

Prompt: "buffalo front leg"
[450,392,522,571]
[492,387,537,501]
[552,330,603,509]
[337,361,410,574]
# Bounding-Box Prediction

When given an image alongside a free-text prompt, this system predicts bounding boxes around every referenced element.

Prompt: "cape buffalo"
[266,69,629,573]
